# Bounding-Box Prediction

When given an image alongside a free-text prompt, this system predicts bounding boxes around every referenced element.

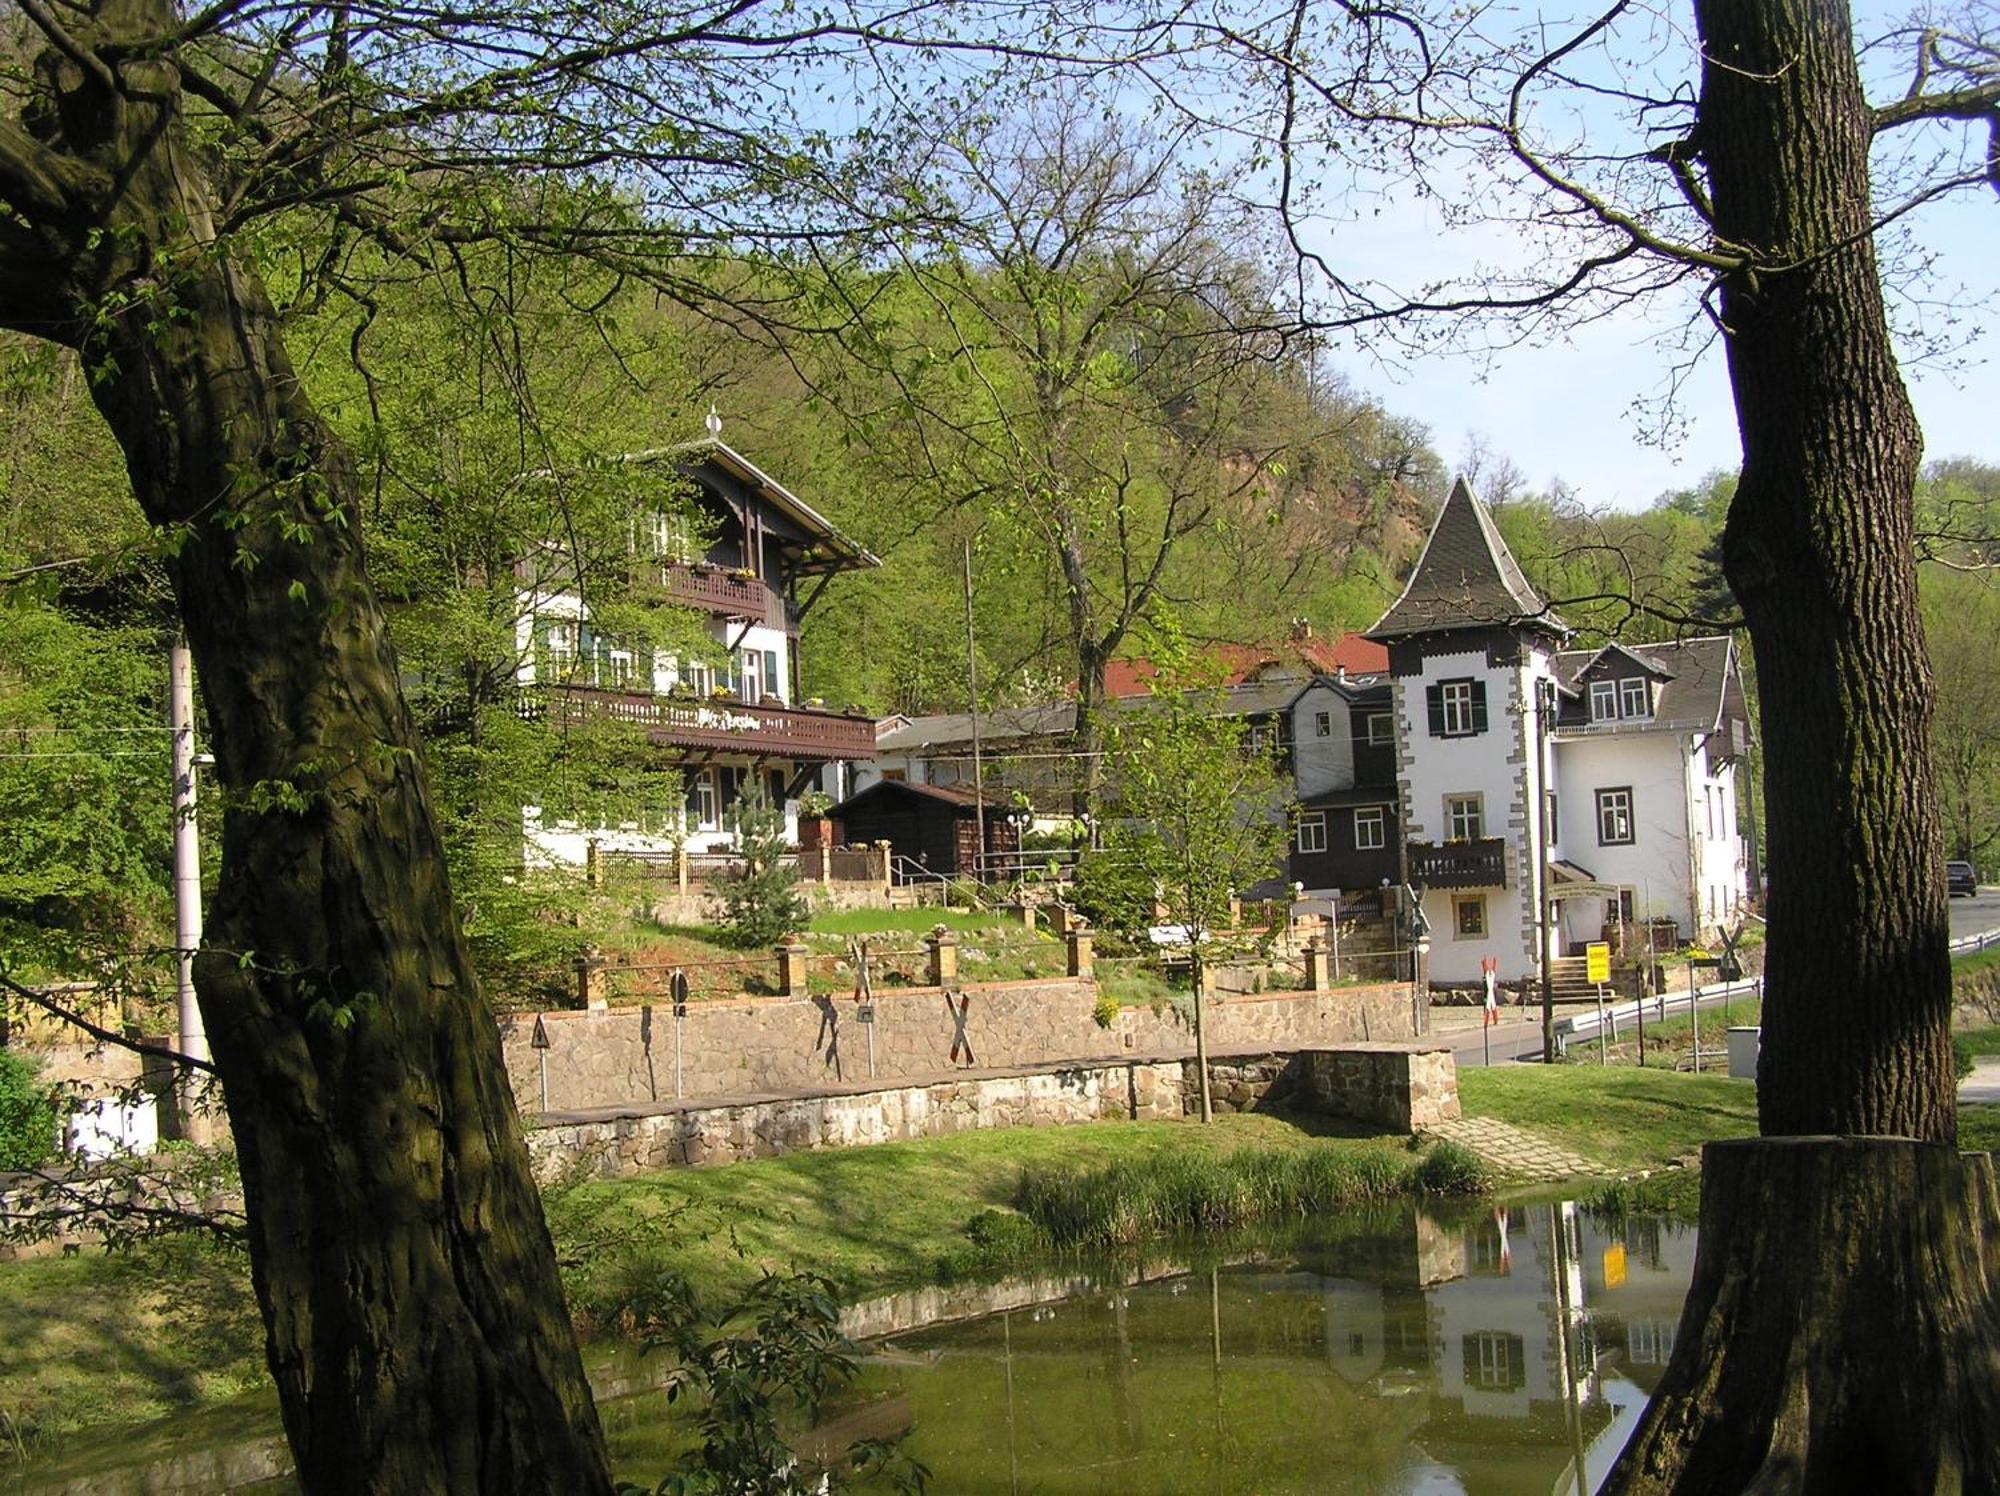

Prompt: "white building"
[1367,478,1753,987]
[514,429,880,863]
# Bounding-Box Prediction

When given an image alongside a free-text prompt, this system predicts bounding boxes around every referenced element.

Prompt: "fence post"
[574,948,607,1010]
[927,924,959,986]
[776,936,810,997]
[874,840,894,891]
[1048,903,1075,937]
[675,843,689,895]
[1066,924,1094,980]
[585,837,603,890]
[1302,937,1331,992]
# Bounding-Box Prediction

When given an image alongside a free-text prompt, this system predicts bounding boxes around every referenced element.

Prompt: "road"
[1433,885,2000,1069]
[1951,885,2000,944]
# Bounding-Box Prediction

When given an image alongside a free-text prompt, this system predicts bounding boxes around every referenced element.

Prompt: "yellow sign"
[1603,1242,1627,1289]
[1586,942,1611,985]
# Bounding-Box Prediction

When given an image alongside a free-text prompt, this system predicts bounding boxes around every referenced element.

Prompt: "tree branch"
[0,970,217,1076]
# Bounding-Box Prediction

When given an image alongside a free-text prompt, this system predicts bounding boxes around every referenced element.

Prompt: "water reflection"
[841,1202,1696,1495]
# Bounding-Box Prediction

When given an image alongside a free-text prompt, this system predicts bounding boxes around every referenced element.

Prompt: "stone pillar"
[1066,925,1094,980]
[927,924,958,986]
[585,837,603,890]
[1228,894,1242,927]
[1302,937,1331,992]
[675,843,690,895]
[574,949,608,1010]
[1048,903,1075,937]
[874,840,894,891]
[1006,900,1037,929]
[776,937,810,997]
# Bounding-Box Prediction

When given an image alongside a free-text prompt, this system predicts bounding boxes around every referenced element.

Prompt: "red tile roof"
[1101,633,1387,697]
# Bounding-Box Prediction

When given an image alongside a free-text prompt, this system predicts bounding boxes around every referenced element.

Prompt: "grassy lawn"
[1460,1065,1760,1173]
[1959,1025,2000,1057]
[1956,945,2000,979]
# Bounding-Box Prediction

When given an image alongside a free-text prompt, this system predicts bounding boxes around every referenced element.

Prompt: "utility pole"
[962,535,986,878]
[170,635,211,1139]
[1536,676,1557,1064]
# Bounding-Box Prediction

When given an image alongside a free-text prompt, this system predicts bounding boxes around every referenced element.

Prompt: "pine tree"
[716,790,810,949]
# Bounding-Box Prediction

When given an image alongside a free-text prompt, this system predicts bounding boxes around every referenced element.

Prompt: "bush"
[0,1048,60,1172]
[1410,1140,1490,1196]
[1954,1034,1976,1082]
[1069,846,1159,937]
[1090,991,1120,1029]
[715,789,808,948]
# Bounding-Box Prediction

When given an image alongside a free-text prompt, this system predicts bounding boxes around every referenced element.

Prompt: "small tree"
[1099,665,1292,1122]
[715,790,809,950]
[0,1049,59,1172]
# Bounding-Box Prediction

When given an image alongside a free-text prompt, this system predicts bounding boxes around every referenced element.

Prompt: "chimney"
[1290,617,1313,641]
[1336,664,1348,685]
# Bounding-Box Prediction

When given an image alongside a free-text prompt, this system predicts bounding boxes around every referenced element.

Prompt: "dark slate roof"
[831,779,993,816]
[1298,784,1401,809]
[1366,477,1564,640]
[1553,635,1739,732]
[874,703,1077,753]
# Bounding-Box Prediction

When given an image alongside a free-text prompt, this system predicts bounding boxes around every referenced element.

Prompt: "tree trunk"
[1605,1139,2000,1494]
[1702,0,1954,1139]
[1604,4,1980,1490]
[8,20,615,1493]
[1190,950,1214,1123]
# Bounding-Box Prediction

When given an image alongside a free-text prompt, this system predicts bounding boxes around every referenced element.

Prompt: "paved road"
[1951,885,2000,944]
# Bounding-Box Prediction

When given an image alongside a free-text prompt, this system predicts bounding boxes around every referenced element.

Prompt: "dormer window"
[1620,677,1651,720]
[1590,680,1617,721]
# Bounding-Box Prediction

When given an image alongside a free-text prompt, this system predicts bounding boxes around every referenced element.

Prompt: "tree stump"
[1604,1138,2000,1496]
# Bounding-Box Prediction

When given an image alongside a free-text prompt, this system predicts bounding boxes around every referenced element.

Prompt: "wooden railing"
[541,684,876,760]
[1407,837,1508,889]
[657,564,791,630]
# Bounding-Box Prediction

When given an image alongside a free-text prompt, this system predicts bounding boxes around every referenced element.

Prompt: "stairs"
[1547,955,1600,1003]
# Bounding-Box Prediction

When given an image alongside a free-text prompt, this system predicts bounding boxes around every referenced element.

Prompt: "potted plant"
[795,789,836,850]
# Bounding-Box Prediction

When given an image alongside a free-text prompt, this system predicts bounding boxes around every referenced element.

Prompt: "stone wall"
[525,1042,1460,1183]
[1954,961,2000,1030]
[525,1058,1187,1181]
[500,978,1420,1116]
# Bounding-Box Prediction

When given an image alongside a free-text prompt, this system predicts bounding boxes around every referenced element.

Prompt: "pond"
[4,1202,1695,1494]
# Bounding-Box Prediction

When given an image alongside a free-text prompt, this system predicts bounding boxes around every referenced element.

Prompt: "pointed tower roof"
[1366,476,1565,641]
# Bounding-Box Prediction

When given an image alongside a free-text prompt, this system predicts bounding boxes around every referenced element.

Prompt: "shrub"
[1411,1141,1490,1196]
[0,1048,60,1172]
[1090,991,1120,1029]
[715,789,808,948]
[1953,1034,1976,1082]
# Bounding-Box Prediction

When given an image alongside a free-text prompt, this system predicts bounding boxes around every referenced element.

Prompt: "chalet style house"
[1363,477,1753,987]
[517,423,878,861]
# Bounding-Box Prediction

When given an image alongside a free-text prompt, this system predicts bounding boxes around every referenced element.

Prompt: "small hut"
[829,781,1020,879]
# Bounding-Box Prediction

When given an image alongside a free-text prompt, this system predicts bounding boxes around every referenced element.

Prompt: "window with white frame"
[1446,793,1484,841]
[741,648,766,703]
[1440,679,1478,735]
[688,769,721,831]
[1597,786,1635,845]
[1367,712,1393,746]
[1590,679,1618,721]
[1296,812,1327,855]
[1620,676,1651,719]
[1314,710,1332,738]
[1354,806,1386,850]
[1453,895,1487,939]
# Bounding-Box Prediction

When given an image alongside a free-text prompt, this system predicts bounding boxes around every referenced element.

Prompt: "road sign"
[530,1014,551,1050]
[1585,941,1611,985]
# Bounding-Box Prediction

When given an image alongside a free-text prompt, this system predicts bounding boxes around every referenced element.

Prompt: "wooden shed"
[829,781,1019,879]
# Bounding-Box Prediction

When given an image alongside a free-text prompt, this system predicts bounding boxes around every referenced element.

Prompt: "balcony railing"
[541,684,876,761]
[1407,837,1508,889]
[658,564,791,630]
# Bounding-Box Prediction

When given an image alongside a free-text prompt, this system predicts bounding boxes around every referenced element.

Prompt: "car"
[1947,860,1978,897]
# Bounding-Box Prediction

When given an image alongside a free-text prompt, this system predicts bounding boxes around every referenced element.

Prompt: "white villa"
[514,427,879,864]
[1367,477,1754,987]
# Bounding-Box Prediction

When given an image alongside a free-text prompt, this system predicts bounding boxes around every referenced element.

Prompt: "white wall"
[1398,645,1555,984]
[1291,682,1356,796]
[1551,732,1696,936]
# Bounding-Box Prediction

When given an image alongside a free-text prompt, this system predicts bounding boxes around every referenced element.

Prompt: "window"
[1545,791,1559,845]
[688,769,721,831]
[1465,1331,1525,1391]
[534,618,577,680]
[1429,677,1487,737]
[684,660,713,696]
[1590,680,1618,721]
[1620,676,1651,719]
[1446,793,1484,841]
[741,648,765,703]
[645,510,697,564]
[1454,895,1486,938]
[1296,812,1327,855]
[1354,806,1386,851]
[1597,787,1635,845]
[1314,710,1332,738]
[764,648,782,702]
[1367,712,1394,747]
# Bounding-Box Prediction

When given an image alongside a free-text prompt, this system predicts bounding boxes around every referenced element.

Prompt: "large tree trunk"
[1605,3,1989,1490]
[10,17,615,1494]
[1703,0,1954,1140]
[1606,1139,2000,1493]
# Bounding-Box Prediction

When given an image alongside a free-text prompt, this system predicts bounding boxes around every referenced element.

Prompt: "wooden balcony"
[542,684,876,761]
[658,564,792,631]
[1407,838,1508,889]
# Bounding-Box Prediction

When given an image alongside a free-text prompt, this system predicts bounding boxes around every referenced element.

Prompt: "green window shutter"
[1470,680,1489,734]
[1426,683,1446,737]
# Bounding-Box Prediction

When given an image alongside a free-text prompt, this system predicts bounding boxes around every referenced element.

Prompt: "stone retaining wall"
[501,978,1419,1116]
[525,1042,1459,1183]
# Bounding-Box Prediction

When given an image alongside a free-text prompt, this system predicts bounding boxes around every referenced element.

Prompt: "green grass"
[1957,1025,2000,1057]
[1956,945,2000,978]
[805,906,1021,938]
[1459,1065,1760,1174]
